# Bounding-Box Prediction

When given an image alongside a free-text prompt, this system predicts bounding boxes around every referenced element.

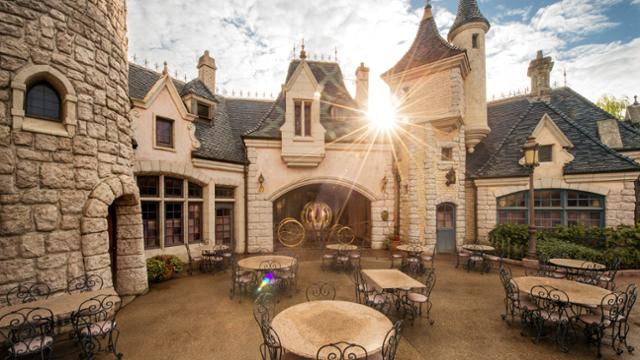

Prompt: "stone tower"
[0,0,147,299]
[382,2,467,250]
[448,0,491,153]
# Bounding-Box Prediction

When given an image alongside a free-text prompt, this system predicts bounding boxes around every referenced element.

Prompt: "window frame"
[293,99,313,137]
[196,101,211,120]
[154,116,175,150]
[24,81,62,122]
[538,145,553,163]
[472,33,479,49]
[496,189,605,230]
[137,175,205,249]
[441,147,453,161]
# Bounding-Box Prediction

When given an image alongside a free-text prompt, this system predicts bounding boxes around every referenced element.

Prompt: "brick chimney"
[528,50,554,99]
[355,62,369,110]
[197,50,217,94]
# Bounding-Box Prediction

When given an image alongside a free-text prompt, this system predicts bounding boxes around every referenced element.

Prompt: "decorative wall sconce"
[258,173,265,193]
[404,183,409,194]
[381,210,389,221]
[381,176,388,193]
[445,168,456,186]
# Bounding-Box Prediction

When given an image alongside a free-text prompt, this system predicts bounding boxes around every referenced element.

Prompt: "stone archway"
[81,175,147,295]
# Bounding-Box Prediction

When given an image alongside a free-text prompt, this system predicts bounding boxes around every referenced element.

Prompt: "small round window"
[25,81,61,122]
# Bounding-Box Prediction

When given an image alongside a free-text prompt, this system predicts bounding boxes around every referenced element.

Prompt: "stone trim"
[11,64,78,137]
[267,176,379,202]
[491,179,611,197]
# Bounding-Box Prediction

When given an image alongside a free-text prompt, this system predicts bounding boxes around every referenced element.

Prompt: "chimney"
[355,62,370,110]
[625,95,640,124]
[527,50,554,99]
[197,50,217,94]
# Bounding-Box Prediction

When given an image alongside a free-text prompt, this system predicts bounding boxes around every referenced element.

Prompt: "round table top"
[396,244,428,252]
[325,244,358,251]
[237,255,296,270]
[549,258,606,270]
[271,300,392,359]
[462,244,495,252]
[512,276,612,306]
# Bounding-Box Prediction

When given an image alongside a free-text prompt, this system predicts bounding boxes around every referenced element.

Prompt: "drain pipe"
[243,162,249,254]
[472,177,479,244]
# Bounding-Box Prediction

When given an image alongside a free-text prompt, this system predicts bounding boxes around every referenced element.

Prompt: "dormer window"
[539,145,553,162]
[25,81,61,122]
[197,101,211,120]
[294,99,312,136]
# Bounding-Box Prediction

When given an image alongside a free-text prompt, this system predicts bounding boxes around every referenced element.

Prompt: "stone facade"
[0,0,147,299]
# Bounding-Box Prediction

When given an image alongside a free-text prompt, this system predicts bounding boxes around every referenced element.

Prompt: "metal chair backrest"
[71,294,120,335]
[623,284,638,319]
[5,282,51,306]
[422,270,436,298]
[0,307,54,356]
[382,320,403,360]
[253,292,276,328]
[316,341,368,360]
[599,291,627,325]
[259,324,283,360]
[67,274,104,294]
[529,285,570,320]
[305,282,336,302]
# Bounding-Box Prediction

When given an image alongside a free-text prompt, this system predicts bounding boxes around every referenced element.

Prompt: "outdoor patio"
[40,253,638,360]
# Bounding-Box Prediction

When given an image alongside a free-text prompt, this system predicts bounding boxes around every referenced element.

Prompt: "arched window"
[25,81,61,121]
[497,189,605,230]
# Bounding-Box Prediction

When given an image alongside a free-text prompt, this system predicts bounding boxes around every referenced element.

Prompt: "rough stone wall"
[370,151,395,249]
[246,146,274,252]
[0,0,146,298]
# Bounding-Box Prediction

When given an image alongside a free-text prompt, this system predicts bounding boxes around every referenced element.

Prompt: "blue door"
[436,203,456,253]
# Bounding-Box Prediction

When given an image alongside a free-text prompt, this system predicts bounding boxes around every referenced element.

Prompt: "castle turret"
[448,0,491,153]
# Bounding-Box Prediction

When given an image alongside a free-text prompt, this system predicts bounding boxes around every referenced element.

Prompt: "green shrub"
[543,225,605,249]
[537,238,602,263]
[488,224,529,259]
[146,258,168,283]
[146,255,184,283]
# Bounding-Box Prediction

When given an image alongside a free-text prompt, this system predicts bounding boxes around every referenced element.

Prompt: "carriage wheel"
[277,218,305,248]
[327,224,342,243]
[337,226,355,244]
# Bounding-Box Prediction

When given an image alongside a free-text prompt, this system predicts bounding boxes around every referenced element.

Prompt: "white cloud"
[128,0,639,106]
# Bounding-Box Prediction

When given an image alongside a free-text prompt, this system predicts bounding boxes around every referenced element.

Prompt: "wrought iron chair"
[498,266,536,324]
[352,268,374,304]
[389,251,404,269]
[615,284,637,355]
[362,282,392,316]
[202,249,225,273]
[0,307,55,359]
[5,282,51,306]
[378,320,403,360]
[316,341,368,360]
[403,270,436,325]
[403,245,423,274]
[229,261,257,302]
[67,274,105,294]
[305,282,336,302]
[253,292,277,329]
[578,289,627,357]
[597,258,621,290]
[184,243,202,275]
[528,285,573,352]
[420,247,435,271]
[259,324,284,360]
[277,252,298,294]
[455,248,470,268]
[348,238,363,269]
[575,262,602,286]
[70,294,123,359]
[321,249,336,271]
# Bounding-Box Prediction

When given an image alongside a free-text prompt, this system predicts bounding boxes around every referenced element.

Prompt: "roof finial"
[423,0,433,19]
[299,39,307,60]
[162,61,168,75]
[563,68,567,87]
[635,95,639,105]
[334,46,338,62]
[426,0,432,8]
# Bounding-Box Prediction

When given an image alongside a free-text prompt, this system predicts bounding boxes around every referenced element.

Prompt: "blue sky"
[128,0,640,105]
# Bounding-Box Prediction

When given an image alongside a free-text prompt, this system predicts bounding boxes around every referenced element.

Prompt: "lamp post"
[523,136,540,260]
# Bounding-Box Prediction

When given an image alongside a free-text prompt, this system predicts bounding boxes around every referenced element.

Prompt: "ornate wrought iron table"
[271,300,392,359]
[237,255,296,270]
[512,276,612,306]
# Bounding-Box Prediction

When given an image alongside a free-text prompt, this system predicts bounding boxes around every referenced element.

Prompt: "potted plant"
[386,234,401,251]
[146,255,184,283]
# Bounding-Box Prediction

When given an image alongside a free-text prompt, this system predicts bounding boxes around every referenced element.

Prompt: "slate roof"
[382,7,465,78]
[468,88,640,178]
[448,0,491,39]
[128,63,216,101]
[245,60,369,141]
[192,98,272,164]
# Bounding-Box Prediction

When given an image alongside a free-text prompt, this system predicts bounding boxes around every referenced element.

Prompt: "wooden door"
[215,203,234,247]
[436,203,456,253]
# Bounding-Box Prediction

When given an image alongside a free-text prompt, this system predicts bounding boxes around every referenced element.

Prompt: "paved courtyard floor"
[55,253,640,359]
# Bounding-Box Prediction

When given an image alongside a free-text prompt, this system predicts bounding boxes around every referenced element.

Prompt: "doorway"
[215,203,234,247]
[436,203,456,253]
[107,203,117,288]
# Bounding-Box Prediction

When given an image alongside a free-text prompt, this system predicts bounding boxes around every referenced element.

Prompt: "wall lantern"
[381,176,388,193]
[258,173,265,193]
[381,210,389,221]
[523,136,540,167]
[445,168,456,186]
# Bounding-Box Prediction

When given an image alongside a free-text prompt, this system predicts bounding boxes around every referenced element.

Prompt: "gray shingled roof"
[468,89,640,178]
[448,0,491,39]
[128,63,216,101]
[382,7,465,78]
[245,60,369,141]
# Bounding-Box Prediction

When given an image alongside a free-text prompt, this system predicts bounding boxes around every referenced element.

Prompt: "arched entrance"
[81,176,148,295]
[273,183,372,249]
[436,203,456,253]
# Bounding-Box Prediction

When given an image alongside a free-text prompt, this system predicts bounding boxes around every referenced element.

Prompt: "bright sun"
[367,86,397,130]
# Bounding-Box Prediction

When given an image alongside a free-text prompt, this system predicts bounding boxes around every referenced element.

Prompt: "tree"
[596,95,629,120]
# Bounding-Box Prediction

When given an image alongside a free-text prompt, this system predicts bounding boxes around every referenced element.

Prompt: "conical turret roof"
[448,0,490,40]
[382,5,464,78]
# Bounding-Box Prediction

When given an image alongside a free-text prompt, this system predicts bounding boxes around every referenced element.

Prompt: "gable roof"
[382,7,465,78]
[468,89,640,178]
[448,0,491,40]
[128,63,216,102]
[245,60,369,141]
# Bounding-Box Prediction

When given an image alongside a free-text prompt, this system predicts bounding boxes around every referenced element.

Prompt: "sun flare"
[367,88,397,130]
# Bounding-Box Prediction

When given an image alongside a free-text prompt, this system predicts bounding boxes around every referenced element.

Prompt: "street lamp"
[523,136,540,260]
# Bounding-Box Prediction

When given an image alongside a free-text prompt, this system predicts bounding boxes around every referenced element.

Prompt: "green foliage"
[596,95,629,120]
[146,255,184,283]
[489,223,640,269]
